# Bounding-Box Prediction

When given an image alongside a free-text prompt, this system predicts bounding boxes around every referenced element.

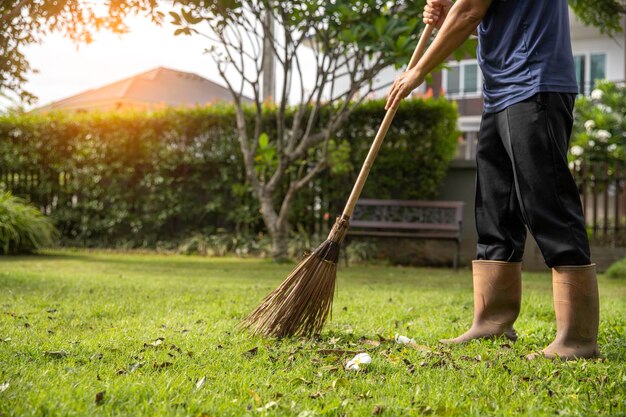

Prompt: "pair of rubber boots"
[441,260,599,360]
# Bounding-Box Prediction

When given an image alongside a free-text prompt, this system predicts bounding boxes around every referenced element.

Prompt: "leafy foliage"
[0,191,57,254]
[568,0,626,35]
[0,0,161,105]
[570,81,626,165]
[0,98,456,249]
[606,257,626,279]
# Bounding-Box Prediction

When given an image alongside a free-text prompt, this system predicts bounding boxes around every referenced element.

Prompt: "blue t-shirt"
[477,0,578,113]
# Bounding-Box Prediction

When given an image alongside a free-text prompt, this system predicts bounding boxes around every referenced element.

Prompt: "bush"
[0,98,457,248]
[606,257,626,279]
[0,192,57,254]
[571,80,626,164]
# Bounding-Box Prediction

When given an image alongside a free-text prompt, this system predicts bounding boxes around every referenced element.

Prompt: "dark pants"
[475,92,591,267]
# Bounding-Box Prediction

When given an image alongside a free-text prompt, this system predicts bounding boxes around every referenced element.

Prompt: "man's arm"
[385,0,492,110]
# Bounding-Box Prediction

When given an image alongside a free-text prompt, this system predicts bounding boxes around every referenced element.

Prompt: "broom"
[242,23,436,338]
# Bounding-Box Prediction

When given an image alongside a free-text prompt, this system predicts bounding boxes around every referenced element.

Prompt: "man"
[386,0,599,359]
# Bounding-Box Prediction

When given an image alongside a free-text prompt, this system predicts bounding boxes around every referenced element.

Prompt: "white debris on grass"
[345,352,372,371]
[394,334,416,345]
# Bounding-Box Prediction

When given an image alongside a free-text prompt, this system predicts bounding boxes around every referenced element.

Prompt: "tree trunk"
[257,190,291,261]
[271,221,290,261]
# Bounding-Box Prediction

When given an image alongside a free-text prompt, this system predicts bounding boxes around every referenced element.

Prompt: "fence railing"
[2,161,625,247]
[573,160,626,246]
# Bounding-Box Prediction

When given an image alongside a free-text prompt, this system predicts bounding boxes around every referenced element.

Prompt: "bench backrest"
[350,199,464,232]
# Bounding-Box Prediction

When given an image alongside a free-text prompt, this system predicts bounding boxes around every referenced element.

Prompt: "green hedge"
[0,98,457,247]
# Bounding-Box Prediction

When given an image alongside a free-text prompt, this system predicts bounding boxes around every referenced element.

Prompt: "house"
[34,67,247,113]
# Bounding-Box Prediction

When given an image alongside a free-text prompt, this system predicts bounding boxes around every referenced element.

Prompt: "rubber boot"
[440,260,522,344]
[527,264,600,360]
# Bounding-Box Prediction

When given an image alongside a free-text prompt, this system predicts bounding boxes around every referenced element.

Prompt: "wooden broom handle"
[342,24,435,218]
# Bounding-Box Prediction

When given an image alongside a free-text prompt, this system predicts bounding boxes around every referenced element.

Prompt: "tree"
[165,0,448,259]
[569,0,626,35]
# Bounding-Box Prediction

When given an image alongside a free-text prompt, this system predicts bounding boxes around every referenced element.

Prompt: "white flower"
[584,120,596,132]
[394,334,416,345]
[608,144,618,152]
[597,104,613,113]
[568,162,575,170]
[596,130,611,142]
[591,89,604,100]
[346,353,372,371]
[570,145,584,156]
[588,140,596,147]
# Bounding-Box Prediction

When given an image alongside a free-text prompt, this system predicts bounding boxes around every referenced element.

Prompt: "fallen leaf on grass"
[1,338,11,343]
[407,343,432,353]
[145,338,165,348]
[249,390,261,404]
[459,355,482,363]
[360,338,381,347]
[153,361,173,369]
[256,401,278,412]
[318,349,360,356]
[0,382,8,392]
[243,347,258,357]
[95,391,105,405]
[309,392,323,399]
[129,362,145,372]
[44,350,69,358]
[332,378,349,389]
[372,405,384,415]
[116,368,127,375]
[196,376,206,389]
[290,377,312,386]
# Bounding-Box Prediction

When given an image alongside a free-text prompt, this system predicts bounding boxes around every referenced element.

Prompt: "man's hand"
[424,0,453,29]
[384,67,424,110]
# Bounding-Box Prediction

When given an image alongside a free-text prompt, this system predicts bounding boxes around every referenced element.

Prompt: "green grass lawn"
[0,250,625,416]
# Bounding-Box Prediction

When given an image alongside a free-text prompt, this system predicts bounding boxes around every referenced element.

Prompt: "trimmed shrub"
[0,192,57,254]
[0,98,457,248]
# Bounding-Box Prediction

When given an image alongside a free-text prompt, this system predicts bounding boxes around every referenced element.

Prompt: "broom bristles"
[241,217,349,338]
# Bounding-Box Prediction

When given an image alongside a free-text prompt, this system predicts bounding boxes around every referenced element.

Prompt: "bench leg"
[454,240,461,271]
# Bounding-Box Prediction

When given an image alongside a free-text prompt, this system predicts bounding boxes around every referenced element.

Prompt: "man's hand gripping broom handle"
[341,24,435,219]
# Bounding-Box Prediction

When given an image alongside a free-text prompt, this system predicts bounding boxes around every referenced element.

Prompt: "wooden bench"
[345,199,465,270]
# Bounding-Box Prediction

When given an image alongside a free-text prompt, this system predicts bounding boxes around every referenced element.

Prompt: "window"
[590,53,606,86]
[444,60,481,98]
[574,55,585,95]
[447,66,461,96]
[463,64,478,94]
[574,52,607,95]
